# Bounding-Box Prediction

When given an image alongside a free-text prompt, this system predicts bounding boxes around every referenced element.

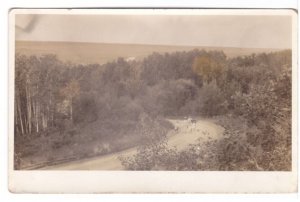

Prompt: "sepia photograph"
[8,8,297,193]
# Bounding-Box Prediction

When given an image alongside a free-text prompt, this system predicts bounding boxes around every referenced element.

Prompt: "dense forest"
[14,48,292,170]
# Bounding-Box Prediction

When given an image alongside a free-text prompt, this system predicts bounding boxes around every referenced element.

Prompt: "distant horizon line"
[15,40,289,50]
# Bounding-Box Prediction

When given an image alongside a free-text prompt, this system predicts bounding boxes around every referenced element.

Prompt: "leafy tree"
[60,79,80,122]
[192,54,225,84]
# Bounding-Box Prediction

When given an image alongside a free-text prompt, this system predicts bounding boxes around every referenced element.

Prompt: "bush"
[119,141,203,171]
[73,92,98,123]
[197,81,228,116]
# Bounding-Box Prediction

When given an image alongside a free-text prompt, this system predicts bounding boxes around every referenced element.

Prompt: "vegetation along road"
[42,118,224,170]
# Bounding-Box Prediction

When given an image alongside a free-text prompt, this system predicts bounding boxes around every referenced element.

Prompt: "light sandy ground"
[41,118,224,170]
[167,119,224,150]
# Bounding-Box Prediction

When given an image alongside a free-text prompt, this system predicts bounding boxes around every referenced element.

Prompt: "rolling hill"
[16,41,282,65]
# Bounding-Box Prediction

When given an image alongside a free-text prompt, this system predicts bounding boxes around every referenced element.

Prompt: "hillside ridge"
[16,40,283,65]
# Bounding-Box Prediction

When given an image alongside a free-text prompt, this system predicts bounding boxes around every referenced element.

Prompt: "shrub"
[197,81,228,116]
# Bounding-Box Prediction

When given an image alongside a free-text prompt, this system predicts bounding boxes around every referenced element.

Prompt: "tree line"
[15,48,292,170]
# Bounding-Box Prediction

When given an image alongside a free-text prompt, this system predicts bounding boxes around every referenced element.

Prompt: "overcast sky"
[15,14,292,49]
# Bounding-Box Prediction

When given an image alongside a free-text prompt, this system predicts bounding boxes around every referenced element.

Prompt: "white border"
[10,8,298,15]
[8,8,298,194]
[2,0,299,9]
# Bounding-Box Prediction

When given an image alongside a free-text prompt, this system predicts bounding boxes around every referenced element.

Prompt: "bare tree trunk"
[42,106,47,130]
[16,95,24,135]
[36,102,39,133]
[49,93,54,127]
[33,99,39,134]
[70,98,73,123]
[26,84,32,134]
[35,84,39,134]
[45,105,49,129]
[32,99,36,132]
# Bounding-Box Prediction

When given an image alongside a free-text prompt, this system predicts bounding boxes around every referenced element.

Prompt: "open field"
[16,41,281,65]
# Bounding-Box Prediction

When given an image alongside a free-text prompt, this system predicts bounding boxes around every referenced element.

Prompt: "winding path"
[41,118,224,170]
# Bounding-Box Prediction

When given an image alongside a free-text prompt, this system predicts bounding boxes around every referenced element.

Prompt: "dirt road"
[42,118,224,170]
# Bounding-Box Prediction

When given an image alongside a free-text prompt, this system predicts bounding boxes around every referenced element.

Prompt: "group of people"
[174,117,198,133]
